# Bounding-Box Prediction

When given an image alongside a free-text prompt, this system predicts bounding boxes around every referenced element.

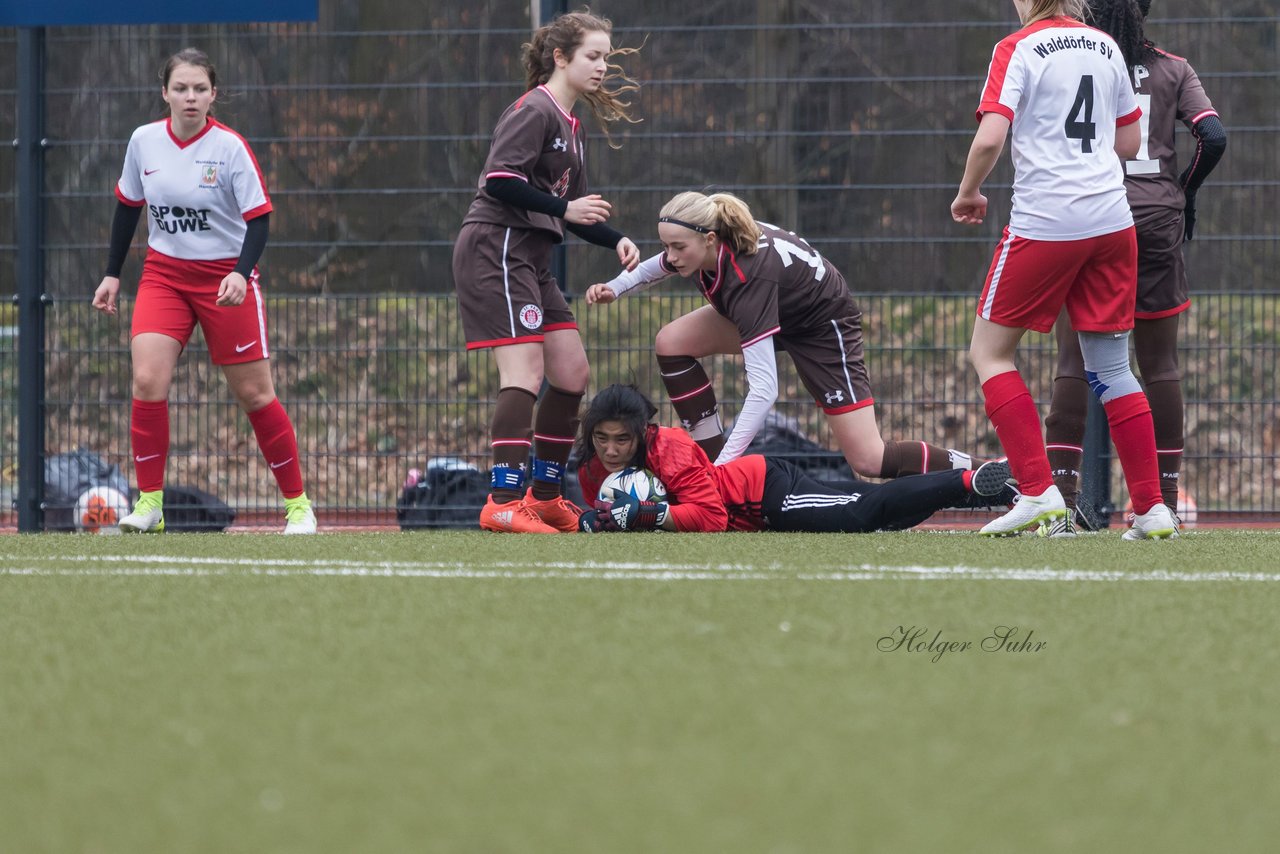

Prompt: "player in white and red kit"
[1043,0,1226,533]
[92,48,315,534]
[952,0,1176,538]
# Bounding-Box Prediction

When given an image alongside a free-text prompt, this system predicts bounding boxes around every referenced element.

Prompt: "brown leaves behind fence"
[14,292,1280,514]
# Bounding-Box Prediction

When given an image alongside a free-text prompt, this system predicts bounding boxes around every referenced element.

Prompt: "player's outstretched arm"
[586,253,672,305]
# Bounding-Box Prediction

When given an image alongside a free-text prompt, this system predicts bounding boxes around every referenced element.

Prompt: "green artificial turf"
[2,530,1278,853]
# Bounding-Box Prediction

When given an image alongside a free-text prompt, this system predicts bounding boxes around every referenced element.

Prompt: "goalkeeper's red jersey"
[578,425,768,532]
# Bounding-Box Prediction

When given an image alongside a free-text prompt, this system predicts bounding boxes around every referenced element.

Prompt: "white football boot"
[118,491,165,533]
[283,494,317,535]
[1122,502,1179,540]
[980,485,1066,537]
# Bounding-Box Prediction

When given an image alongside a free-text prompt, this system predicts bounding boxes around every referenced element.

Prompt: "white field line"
[0,553,1278,583]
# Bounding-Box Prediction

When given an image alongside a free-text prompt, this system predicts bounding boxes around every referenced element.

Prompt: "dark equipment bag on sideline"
[397,462,491,529]
[163,484,237,532]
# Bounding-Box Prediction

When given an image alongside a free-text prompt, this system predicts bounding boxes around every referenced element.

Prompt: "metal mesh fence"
[4,291,1277,528]
[2,2,1278,527]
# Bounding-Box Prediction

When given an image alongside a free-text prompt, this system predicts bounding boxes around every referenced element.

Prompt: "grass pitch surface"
[3,530,1279,853]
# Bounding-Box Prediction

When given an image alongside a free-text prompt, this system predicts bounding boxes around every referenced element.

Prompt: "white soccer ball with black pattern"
[598,466,668,503]
[75,485,130,534]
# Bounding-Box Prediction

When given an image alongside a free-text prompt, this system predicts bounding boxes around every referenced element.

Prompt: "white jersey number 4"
[1064,75,1097,153]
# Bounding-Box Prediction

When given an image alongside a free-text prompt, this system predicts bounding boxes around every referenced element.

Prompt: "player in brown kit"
[453,11,642,533]
[587,191,977,481]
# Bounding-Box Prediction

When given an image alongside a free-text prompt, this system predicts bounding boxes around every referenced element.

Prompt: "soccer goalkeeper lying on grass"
[576,384,1015,533]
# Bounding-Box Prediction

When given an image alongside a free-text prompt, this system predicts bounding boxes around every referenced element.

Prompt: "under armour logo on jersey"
[552,137,568,151]
[824,390,845,404]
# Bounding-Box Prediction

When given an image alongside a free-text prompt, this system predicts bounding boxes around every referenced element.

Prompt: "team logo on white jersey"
[201,165,218,185]
[824,390,845,405]
[518,304,543,330]
[552,137,568,151]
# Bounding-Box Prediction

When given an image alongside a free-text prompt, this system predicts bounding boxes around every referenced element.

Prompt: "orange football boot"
[479,494,557,534]
[522,489,584,533]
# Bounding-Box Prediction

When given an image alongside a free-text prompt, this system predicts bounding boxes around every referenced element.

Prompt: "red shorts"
[132,249,270,365]
[976,226,1137,333]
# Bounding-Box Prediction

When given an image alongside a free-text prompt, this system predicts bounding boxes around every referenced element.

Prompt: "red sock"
[131,398,169,492]
[981,371,1053,496]
[1104,392,1163,515]
[248,398,305,499]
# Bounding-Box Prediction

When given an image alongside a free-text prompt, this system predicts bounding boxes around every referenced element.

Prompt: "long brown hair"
[522,10,641,148]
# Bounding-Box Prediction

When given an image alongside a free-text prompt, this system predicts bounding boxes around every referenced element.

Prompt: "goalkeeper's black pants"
[761,458,969,533]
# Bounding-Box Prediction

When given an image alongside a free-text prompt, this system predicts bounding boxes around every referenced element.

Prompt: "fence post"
[16,27,47,533]
[1079,393,1113,528]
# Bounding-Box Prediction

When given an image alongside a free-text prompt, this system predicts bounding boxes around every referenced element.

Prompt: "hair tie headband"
[658,216,712,234]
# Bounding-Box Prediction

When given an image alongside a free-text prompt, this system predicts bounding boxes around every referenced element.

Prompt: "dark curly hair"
[576,383,657,467]
[1088,0,1158,68]
[522,9,642,148]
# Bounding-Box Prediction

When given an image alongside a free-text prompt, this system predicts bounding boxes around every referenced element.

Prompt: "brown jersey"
[660,222,858,346]
[1123,47,1217,212]
[462,85,588,241]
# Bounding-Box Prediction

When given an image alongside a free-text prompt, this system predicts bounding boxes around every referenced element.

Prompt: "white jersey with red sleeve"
[978,17,1141,240]
[115,118,272,261]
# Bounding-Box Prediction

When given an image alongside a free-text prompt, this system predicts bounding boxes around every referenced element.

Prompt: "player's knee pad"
[1079,331,1143,404]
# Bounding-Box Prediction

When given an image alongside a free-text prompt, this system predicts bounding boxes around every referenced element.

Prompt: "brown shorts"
[452,222,576,349]
[1133,207,1190,320]
[775,311,874,415]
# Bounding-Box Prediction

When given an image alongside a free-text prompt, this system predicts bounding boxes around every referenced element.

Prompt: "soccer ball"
[598,467,668,503]
[75,486,130,534]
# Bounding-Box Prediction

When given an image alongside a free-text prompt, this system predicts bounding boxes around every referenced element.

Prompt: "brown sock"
[531,385,583,500]
[490,387,536,503]
[878,440,962,477]
[1044,376,1089,510]
[1145,379,1184,510]
[657,354,724,460]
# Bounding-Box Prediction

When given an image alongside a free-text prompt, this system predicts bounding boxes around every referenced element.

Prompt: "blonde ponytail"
[659,191,762,256]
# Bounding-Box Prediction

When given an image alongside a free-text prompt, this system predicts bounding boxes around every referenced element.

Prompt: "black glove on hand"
[593,490,669,531]
[1183,194,1197,242]
[578,509,605,533]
